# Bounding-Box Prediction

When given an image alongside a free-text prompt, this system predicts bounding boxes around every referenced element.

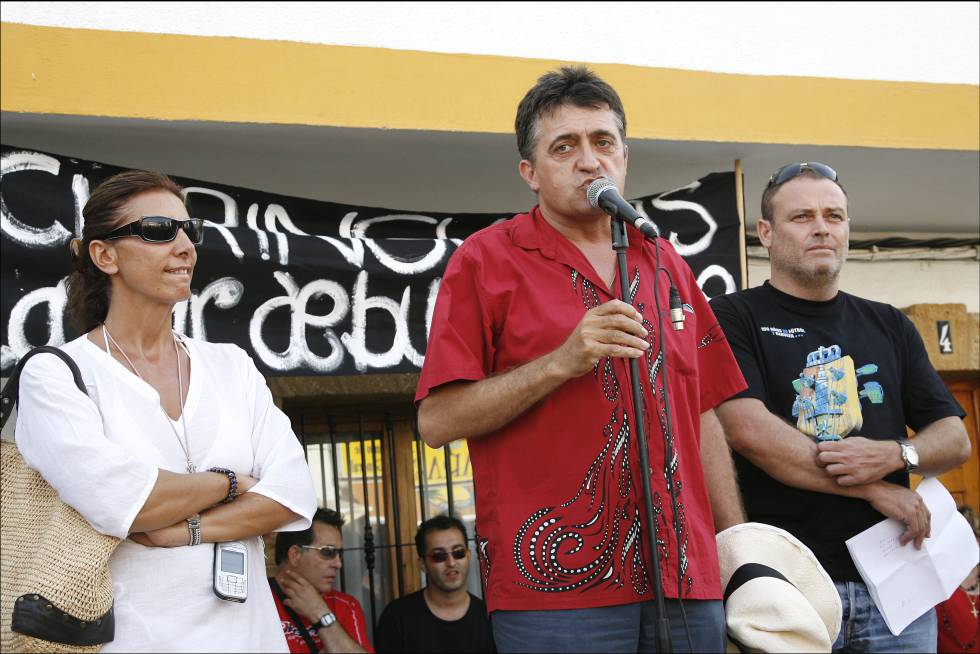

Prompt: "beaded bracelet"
[208,467,238,504]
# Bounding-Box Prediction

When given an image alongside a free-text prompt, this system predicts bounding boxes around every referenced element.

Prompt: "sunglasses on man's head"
[299,544,344,560]
[427,547,467,563]
[767,162,838,188]
[92,216,205,244]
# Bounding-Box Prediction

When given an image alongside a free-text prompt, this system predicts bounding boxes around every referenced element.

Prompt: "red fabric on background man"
[416,207,746,613]
[938,587,980,654]
[272,587,374,653]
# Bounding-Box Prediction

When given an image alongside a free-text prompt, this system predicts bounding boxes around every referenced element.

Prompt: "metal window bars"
[289,410,479,641]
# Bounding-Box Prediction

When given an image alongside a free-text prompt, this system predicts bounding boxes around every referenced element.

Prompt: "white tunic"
[14,335,317,652]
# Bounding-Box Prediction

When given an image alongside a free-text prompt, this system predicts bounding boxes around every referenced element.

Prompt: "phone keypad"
[219,576,246,595]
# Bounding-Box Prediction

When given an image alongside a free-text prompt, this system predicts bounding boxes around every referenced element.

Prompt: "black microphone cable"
[589,177,694,649]
[651,240,695,653]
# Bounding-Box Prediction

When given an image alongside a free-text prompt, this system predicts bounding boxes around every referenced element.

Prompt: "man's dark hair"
[275,508,346,565]
[760,168,849,223]
[515,66,627,162]
[415,514,469,557]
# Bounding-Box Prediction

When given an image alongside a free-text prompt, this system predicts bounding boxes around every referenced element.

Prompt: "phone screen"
[221,549,245,574]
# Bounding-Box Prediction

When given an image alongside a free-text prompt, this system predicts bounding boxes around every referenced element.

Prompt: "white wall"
[3,1,978,84]
[747,258,980,313]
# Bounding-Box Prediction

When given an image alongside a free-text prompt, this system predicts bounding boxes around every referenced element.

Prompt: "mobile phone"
[213,541,248,602]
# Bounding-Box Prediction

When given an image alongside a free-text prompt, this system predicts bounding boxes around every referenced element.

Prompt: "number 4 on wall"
[936,321,953,354]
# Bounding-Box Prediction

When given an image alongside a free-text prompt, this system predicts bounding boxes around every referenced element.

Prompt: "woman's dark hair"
[66,170,184,333]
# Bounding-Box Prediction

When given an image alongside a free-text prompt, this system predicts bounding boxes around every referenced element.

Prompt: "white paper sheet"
[846,477,980,636]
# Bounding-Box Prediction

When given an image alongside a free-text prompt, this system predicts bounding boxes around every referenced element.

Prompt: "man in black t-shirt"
[375,515,495,653]
[710,162,970,653]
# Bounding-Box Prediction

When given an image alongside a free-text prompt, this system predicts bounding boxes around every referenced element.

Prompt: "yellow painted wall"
[2,23,978,150]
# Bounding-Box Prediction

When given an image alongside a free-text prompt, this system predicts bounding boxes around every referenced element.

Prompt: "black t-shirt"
[710,281,965,581]
[374,590,495,653]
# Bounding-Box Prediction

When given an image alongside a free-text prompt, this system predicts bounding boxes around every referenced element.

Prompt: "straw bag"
[0,347,119,653]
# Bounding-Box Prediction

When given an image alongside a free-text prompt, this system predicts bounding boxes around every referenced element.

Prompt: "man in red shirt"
[416,66,748,652]
[270,508,374,653]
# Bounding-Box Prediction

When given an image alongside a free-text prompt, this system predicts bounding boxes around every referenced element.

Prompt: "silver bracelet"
[186,514,201,546]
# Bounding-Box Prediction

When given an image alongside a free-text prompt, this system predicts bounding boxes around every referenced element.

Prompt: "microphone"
[586,178,661,240]
[669,286,685,331]
[587,178,686,331]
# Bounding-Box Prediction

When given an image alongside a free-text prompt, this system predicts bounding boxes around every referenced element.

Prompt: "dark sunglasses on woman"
[428,547,468,563]
[92,216,205,244]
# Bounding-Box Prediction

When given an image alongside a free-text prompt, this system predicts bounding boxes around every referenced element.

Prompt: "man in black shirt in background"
[710,162,970,653]
[376,515,495,653]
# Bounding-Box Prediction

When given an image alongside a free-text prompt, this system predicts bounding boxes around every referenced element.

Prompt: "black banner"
[1,145,742,377]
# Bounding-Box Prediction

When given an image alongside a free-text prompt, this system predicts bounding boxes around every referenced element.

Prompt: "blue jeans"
[491,599,725,653]
[832,581,937,653]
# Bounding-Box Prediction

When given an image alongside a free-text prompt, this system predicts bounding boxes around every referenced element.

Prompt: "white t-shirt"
[14,335,317,652]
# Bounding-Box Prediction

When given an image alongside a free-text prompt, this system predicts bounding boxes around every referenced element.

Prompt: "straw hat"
[717,522,842,653]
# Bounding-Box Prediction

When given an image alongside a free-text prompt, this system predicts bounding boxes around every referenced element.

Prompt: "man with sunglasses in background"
[270,508,374,653]
[710,162,970,652]
[375,515,495,652]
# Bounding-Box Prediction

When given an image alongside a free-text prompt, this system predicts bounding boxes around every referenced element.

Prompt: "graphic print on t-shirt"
[760,325,807,339]
[791,344,884,441]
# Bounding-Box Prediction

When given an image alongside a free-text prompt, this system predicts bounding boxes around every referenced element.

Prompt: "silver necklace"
[102,324,196,473]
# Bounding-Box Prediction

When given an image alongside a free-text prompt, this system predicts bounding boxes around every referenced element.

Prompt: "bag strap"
[1,346,88,429]
[269,578,320,654]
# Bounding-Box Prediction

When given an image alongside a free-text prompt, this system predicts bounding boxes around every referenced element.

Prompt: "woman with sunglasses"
[13,170,317,652]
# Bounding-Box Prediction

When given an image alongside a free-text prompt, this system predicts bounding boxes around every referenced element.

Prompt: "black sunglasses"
[92,216,205,244]
[767,162,838,187]
[427,547,467,563]
[299,545,344,560]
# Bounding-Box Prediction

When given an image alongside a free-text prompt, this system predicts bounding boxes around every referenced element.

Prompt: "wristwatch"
[899,440,919,473]
[316,611,337,629]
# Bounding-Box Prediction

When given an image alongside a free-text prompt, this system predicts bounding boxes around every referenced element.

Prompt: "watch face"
[903,443,919,469]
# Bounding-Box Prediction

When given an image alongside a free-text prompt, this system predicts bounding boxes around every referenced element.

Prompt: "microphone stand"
[610,216,672,653]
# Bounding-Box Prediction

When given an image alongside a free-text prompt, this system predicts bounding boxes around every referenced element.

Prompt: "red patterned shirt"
[417,206,746,612]
[271,584,374,653]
